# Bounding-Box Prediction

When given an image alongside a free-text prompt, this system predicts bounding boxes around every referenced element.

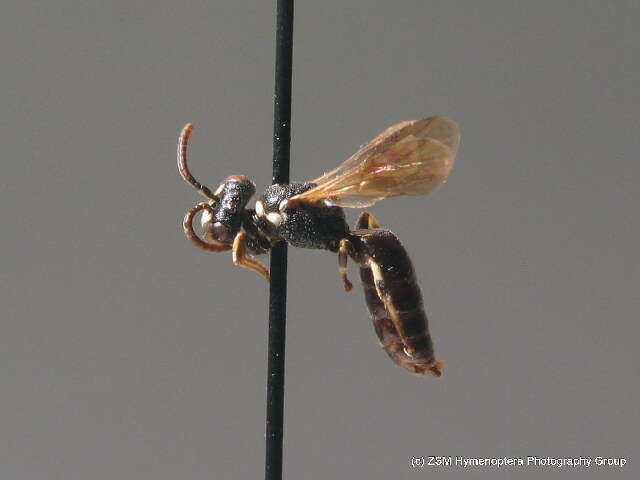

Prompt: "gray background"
[2,1,638,479]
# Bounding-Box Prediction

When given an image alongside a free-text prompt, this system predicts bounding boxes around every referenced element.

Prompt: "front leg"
[232,232,270,281]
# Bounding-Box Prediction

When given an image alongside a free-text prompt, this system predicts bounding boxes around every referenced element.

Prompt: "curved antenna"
[177,123,218,201]
[183,202,232,252]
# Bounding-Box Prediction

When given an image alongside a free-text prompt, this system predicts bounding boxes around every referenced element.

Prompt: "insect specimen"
[177,116,459,376]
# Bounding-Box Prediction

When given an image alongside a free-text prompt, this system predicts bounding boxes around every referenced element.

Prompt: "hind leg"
[338,212,380,292]
[337,238,354,292]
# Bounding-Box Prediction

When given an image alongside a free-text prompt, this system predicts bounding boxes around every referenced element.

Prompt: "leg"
[339,212,380,293]
[338,238,353,292]
[355,211,380,230]
[183,202,232,252]
[232,232,270,281]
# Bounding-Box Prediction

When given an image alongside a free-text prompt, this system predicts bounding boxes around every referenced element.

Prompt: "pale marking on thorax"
[266,212,283,227]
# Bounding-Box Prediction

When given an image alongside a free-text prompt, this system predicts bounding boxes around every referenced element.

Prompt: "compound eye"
[202,220,234,245]
[210,222,234,244]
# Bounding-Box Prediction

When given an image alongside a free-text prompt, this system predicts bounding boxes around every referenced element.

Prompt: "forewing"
[291,116,459,208]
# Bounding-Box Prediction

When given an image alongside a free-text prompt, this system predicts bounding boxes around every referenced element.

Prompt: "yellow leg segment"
[232,232,270,281]
[338,238,353,292]
[356,211,380,229]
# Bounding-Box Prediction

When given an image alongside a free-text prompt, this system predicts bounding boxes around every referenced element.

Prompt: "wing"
[290,116,460,208]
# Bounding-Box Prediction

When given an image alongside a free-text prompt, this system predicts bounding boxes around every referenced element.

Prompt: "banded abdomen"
[348,229,442,376]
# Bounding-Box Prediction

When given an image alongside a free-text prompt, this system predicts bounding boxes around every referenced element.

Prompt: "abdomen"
[350,229,442,376]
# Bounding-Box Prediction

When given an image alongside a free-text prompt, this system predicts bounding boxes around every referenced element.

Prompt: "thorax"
[253,182,350,252]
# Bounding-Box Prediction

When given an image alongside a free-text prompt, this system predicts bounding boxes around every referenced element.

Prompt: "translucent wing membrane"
[291,116,460,208]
